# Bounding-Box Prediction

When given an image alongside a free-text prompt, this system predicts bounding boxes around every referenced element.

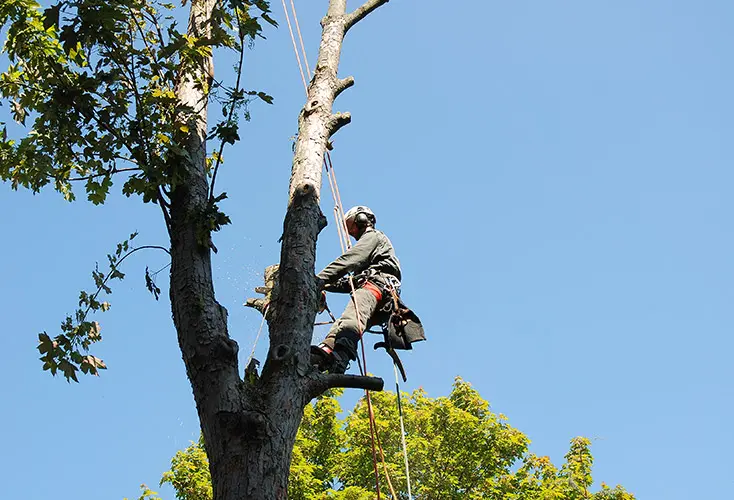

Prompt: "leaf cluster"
[2,0,276,382]
[36,231,170,382]
[160,435,213,500]
[0,0,275,229]
[123,484,162,500]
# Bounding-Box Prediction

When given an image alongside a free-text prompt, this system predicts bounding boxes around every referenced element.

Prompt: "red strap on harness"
[363,281,383,301]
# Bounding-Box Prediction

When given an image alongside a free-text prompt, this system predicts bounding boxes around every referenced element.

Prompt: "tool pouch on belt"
[378,296,425,350]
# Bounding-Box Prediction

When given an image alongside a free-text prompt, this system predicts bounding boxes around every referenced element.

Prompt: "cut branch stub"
[327,112,351,137]
[334,76,355,99]
[244,264,279,318]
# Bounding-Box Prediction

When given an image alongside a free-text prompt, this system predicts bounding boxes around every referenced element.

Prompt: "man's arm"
[323,276,352,293]
[317,231,378,284]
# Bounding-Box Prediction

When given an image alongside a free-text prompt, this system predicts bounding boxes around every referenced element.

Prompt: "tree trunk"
[169,1,389,499]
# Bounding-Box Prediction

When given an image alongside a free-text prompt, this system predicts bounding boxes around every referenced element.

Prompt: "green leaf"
[37,332,53,354]
[257,91,273,104]
[58,359,79,383]
[261,13,278,28]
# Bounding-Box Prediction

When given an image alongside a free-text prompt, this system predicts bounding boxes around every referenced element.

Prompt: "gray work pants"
[322,287,387,359]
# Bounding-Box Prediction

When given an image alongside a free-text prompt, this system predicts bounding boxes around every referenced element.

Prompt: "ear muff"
[354,212,372,229]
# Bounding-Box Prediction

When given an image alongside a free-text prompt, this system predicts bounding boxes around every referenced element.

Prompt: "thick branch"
[334,76,355,99]
[308,373,384,399]
[326,112,351,137]
[345,0,390,32]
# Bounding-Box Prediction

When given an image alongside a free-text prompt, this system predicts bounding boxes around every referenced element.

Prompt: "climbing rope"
[280,0,308,91]
[394,363,413,499]
[245,304,269,367]
[281,3,414,497]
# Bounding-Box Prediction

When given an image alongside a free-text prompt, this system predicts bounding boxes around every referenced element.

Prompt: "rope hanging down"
[282,2,413,498]
[395,364,413,500]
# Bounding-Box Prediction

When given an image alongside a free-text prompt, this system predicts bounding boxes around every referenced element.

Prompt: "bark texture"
[168,1,389,499]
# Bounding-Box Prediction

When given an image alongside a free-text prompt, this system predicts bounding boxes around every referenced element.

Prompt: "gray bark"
[168,1,389,499]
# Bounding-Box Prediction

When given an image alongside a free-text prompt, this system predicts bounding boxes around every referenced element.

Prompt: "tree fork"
[267,0,391,388]
[170,0,392,498]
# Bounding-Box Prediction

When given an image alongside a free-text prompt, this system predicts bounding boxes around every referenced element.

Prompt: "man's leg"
[317,287,379,372]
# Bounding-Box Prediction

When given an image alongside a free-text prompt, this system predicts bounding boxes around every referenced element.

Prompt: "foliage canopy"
[130,378,635,500]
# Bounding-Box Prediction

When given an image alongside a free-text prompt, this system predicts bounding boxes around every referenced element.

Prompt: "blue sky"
[1,1,733,498]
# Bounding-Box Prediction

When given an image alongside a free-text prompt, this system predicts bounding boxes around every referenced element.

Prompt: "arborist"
[311,205,402,374]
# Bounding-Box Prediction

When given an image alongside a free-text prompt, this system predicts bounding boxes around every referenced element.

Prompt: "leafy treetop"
[130,378,636,500]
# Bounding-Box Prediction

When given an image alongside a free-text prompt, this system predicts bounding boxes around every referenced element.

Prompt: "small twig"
[46,61,132,154]
[80,244,171,325]
[141,5,167,49]
[345,0,390,32]
[1,80,49,95]
[68,167,141,182]
[126,22,157,170]
[128,5,171,90]
[208,11,247,202]
[124,15,172,235]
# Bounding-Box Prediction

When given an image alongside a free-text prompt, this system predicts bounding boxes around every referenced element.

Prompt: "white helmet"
[344,205,376,225]
[343,206,376,238]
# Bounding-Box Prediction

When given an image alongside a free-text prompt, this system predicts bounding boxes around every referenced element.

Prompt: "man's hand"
[324,276,352,294]
[315,276,326,291]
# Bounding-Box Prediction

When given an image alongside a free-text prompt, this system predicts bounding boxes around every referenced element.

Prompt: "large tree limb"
[307,372,384,399]
[345,0,390,32]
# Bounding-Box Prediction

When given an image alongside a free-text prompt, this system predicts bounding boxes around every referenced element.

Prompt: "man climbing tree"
[311,205,402,374]
[0,0,393,498]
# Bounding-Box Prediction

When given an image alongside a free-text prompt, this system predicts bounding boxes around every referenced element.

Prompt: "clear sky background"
[1,1,732,498]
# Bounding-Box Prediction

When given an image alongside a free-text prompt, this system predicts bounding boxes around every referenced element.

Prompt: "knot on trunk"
[294,182,317,200]
[212,335,239,363]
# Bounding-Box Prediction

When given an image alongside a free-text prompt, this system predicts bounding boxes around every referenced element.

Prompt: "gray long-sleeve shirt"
[317,228,402,285]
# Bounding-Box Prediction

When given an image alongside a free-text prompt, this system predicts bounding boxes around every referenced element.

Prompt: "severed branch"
[345,0,390,32]
[326,112,352,137]
[244,264,279,316]
[308,372,384,399]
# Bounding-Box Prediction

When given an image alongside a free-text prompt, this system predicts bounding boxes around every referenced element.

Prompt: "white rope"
[394,363,413,499]
[246,305,269,366]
